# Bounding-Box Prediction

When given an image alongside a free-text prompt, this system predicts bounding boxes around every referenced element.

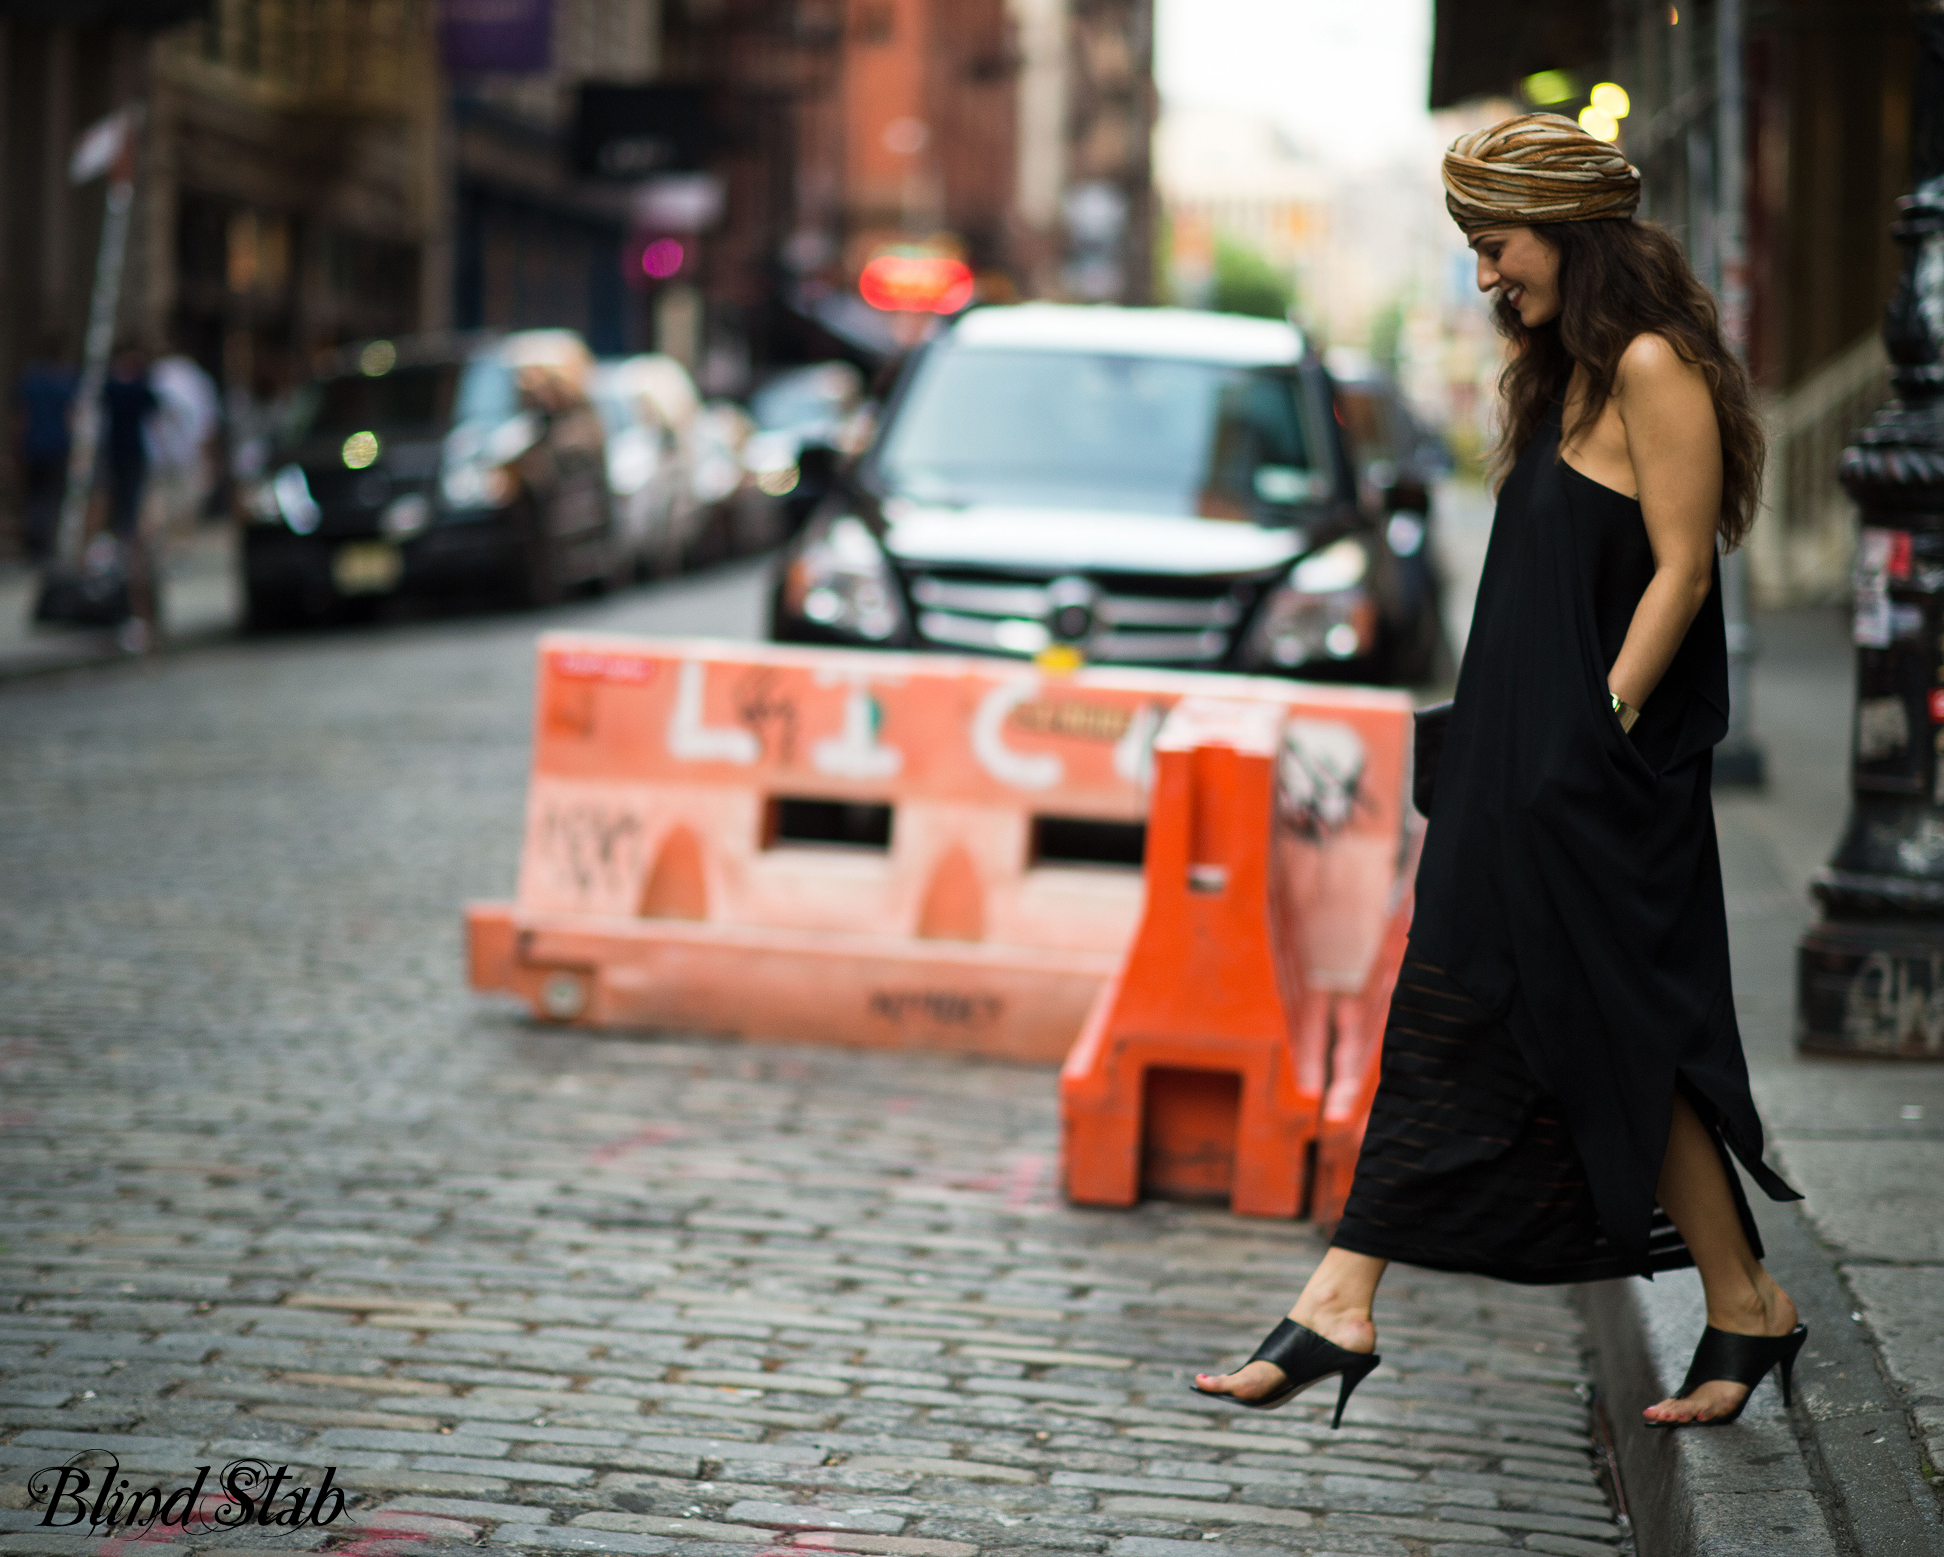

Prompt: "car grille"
[906,569,1248,666]
[300,466,389,537]
[302,466,443,539]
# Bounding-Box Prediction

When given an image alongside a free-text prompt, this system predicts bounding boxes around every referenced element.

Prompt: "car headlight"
[780,515,903,641]
[245,464,322,533]
[381,493,432,539]
[1242,537,1376,669]
[745,431,801,497]
[1386,513,1426,557]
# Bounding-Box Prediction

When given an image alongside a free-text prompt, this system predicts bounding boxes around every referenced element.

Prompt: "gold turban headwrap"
[1442,113,1641,235]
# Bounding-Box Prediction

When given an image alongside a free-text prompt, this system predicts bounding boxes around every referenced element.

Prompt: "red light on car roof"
[858,254,975,314]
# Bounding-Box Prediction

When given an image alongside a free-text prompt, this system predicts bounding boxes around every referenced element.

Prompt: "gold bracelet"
[1610,692,1641,733]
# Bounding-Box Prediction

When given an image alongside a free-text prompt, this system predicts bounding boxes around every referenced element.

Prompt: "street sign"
[40,105,145,596]
[631,173,725,234]
[69,109,136,184]
[2,1,206,23]
[858,253,974,314]
[572,84,715,179]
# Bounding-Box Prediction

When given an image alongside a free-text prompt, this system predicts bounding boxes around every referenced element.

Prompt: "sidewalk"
[1583,609,1944,1554]
[0,525,240,679]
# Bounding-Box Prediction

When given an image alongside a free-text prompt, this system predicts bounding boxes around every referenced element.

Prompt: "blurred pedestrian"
[101,345,160,652]
[12,331,76,561]
[1192,114,1804,1433]
[147,352,221,536]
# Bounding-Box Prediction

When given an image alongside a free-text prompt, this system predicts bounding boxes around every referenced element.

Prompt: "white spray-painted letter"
[668,660,760,764]
[812,669,904,780]
[972,680,1063,790]
[1113,702,1165,791]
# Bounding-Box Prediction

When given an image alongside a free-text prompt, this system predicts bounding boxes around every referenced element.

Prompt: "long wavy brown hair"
[1489,219,1765,549]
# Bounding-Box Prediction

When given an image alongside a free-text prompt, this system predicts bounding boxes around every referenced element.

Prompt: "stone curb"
[1575,1197,1943,1556]
[0,622,233,683]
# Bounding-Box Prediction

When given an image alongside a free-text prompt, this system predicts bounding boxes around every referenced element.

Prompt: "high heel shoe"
[1190,1318,1382,1429]
[1644,1323,1809,1428]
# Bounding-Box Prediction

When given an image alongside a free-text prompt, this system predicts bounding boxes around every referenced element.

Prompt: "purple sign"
[441,0,552,75]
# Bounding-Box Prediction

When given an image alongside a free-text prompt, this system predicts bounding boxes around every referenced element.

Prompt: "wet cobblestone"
[0,605,1630,1556]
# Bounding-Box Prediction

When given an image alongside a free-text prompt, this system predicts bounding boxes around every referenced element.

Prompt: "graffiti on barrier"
[868,989,1004,1027]
[974,682,1166,792]
[734,666,802,766]
[1276,718,1368,838]
[536,802,646,901]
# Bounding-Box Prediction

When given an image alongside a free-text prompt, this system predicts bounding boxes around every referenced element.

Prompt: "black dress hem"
[1330,1141,1769,1287]
[1329,953,1774,1288]
[1328,1227,1709,1287]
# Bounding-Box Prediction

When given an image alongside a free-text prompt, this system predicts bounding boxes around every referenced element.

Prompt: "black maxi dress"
[1332,402,1799,1285]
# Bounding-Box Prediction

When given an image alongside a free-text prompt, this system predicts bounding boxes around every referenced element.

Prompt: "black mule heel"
[1190,1318,1382,1429]
[1645,1323,1809,1428]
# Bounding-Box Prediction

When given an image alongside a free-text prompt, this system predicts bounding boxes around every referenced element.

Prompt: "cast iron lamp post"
[1797,20,1944,1056]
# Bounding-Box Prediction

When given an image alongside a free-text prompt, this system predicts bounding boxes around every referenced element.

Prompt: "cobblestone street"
[0,575,1628,1557]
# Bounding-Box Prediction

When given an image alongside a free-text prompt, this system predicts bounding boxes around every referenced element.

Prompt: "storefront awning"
[1429,0,1608,108]
[1,0,208,25]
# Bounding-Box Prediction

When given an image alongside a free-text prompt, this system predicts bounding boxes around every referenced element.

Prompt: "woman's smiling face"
[1471,226,1562,326]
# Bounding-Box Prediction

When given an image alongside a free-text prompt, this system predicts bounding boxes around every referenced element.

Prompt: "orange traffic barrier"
[466,634,1414,1066]
[1060,699,1318,1216]
[1059,698,1423,1218]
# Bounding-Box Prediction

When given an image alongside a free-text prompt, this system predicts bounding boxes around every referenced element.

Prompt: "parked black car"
[1328,350,1454,684]
[741,360,870,533]
[769,304,1443,685]
[239,331,617,628]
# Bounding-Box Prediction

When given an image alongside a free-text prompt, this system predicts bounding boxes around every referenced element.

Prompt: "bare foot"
[1193,1298,1376,1402]
[1641,1281,1800,1425]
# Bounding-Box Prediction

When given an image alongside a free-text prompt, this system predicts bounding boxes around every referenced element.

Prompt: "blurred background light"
[641,238,684,279]
[881,117,931,156]
[1590,82,1632,119]
[359,339,397,377]
[1578,106,1621,142]
[1521,70,1577,106]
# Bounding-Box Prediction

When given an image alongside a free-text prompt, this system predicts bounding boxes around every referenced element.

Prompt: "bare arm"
[1606,335,1721,712]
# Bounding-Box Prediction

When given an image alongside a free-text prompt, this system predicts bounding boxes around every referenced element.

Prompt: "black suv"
[240,331,616,627]
[768,304,1442,684]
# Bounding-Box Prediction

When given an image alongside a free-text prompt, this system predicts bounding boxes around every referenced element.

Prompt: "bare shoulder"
[1616,332,1711,401]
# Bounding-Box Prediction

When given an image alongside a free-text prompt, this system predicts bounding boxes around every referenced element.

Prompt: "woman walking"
[1193,114,1803,1430]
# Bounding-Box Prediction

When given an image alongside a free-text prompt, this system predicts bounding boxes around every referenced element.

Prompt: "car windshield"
[875,347,1322,518]
[281,358,517,443]
[750,365,859,431]
[593,391,636,437]
[454,357,519,424]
